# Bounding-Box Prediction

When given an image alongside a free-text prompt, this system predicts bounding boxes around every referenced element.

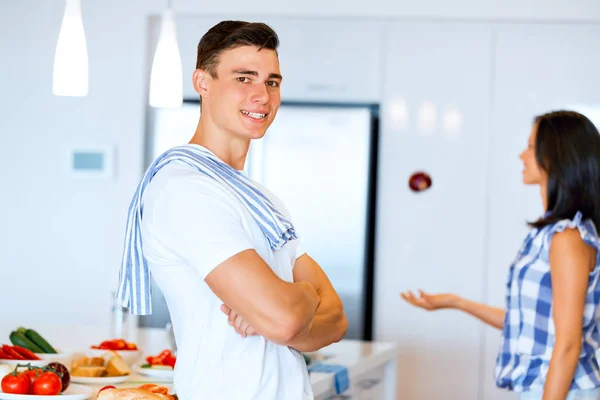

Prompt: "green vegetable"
[24,329,57,354]
[9,331,44,353]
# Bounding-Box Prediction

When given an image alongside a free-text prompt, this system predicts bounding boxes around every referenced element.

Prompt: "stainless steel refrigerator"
[142,102,379,341]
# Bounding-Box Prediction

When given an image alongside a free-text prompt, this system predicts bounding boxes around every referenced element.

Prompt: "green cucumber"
[24,329,57,354]
[10,331,44,353]
[16,327,27,335]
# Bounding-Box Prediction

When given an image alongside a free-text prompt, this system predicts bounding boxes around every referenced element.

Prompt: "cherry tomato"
[98,340,115,350]
[125,342,138,350]
[32,372,62,395]
[46,362,70,392]
[112,339,127,350]
[1,373,31,395]
[23,368,44,385]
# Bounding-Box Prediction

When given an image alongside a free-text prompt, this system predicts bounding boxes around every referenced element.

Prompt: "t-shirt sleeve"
[142,173,254,280]
[251,181,307,264]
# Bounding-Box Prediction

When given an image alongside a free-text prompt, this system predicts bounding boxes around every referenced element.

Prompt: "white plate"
[136,366,174,381]
[0,359,46,368]
[36,351,84,361]
[70,375,130,385]
[0,383,93,399]
[86,349,141,366]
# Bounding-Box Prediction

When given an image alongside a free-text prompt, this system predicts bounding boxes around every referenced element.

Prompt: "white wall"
[171,0,600,21]
[0,0,166,334]
[1,1,600,399]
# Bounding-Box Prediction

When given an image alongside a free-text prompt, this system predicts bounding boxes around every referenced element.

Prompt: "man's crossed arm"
[209,250,348,352]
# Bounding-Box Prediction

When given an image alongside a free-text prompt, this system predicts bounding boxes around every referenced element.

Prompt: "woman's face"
[519,124,545,185]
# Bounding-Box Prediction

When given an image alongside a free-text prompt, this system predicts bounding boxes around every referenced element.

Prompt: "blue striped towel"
[116,144,297,315]
[308,363,350,394]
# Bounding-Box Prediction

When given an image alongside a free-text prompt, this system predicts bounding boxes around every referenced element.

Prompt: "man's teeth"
[241,110,267,119]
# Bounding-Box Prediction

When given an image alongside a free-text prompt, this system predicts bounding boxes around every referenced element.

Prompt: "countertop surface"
[306,339,398,395]
[0,339,399,399]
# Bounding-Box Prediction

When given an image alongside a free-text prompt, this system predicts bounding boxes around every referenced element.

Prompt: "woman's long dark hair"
[529,110,600,230]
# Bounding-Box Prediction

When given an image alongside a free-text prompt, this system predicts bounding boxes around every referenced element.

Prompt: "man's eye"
[267,81,279,88]
[237,77,250,83]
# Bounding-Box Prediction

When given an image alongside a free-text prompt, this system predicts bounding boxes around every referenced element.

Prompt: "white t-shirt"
[140,160,314,400]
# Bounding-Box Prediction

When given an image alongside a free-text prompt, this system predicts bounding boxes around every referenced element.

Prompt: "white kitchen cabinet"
[374,22,494,400]
[260,18,383,103]
[174,15,249,100]
[171,16,383,102]
[482,23,600,400]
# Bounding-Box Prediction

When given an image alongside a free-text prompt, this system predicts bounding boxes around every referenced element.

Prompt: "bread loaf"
[105,354,131,376]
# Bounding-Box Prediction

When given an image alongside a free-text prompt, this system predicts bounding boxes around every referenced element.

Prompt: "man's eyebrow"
[232,69,282,80]
[232,69,258,76]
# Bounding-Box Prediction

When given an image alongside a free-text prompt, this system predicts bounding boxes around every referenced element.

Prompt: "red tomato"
[125,342,138,350]
[112,339,127,350]
[32,372,62,395]
[98,340,115,350]
[23,368,44,385]
[1,373,31,395]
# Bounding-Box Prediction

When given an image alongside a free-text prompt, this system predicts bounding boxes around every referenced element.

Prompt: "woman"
[401,110,600,400]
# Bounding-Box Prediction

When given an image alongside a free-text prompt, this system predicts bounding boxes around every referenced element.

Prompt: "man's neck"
[188,115,250,171]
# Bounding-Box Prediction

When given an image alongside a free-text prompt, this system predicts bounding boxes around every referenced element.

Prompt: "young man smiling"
[116,21,348,400]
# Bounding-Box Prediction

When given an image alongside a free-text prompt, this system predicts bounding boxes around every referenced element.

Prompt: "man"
[116,20,348,400]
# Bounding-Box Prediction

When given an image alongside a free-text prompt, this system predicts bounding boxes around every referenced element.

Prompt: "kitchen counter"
[308,339,398,399]
[0,323,398,399]
[83,339,398,400]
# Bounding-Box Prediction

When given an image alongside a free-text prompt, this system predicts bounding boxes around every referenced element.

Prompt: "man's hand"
[221,304,259,338]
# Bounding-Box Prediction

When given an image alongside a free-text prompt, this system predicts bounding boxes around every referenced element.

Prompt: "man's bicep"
[293,254,335,294]
[205,250,295,333]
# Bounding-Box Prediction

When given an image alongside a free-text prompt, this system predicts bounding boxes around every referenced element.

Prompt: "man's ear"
[192,69,209,99]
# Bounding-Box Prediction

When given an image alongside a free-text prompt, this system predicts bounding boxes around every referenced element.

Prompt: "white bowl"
[86,348,142,366]
[0,358,47,368]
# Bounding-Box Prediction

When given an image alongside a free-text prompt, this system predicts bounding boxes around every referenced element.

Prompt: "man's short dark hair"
[196,20,279,78]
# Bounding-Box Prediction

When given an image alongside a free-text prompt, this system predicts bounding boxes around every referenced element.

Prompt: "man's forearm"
[285,289,348,353]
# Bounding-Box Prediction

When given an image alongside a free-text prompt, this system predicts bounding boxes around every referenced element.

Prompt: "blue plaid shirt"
[495,211,600,392]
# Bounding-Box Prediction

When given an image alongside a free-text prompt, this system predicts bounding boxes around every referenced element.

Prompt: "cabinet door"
[174,16,383,103]
[174,15,254,100]
[374,22,493,400]
[262,18,383,103]
[483,23,600,400]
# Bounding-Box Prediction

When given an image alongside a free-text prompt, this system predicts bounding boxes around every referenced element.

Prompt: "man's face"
[203,45,282,141]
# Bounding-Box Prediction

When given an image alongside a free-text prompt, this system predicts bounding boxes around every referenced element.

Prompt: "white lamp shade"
[53,0,89,97]
[149,8,183,108]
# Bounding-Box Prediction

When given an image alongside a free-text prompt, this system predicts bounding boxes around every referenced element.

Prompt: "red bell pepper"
[0,348,13,359]
[11,345,40,360]
[2,345,26,360]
